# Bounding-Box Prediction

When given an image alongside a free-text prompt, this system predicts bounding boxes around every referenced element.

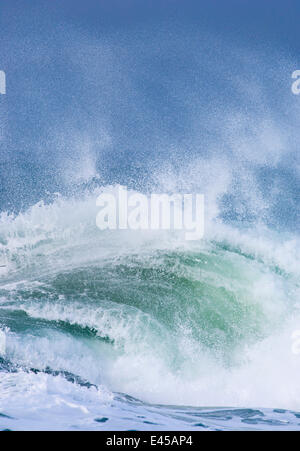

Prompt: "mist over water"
[0,2,300,430]
[1,17,300,224]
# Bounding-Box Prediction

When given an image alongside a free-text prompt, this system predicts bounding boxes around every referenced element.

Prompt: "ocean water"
[1,2,300,431]
[0,188,300,431]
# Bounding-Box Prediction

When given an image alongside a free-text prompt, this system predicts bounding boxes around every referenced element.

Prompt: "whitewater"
[0,183,299,430]
[1,7,300,429]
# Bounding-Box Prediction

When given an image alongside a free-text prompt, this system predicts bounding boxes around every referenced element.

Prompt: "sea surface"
[1,3,300,430]
[0,190,300,431]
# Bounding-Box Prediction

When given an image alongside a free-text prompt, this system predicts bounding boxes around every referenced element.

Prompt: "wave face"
[0,189,300,430]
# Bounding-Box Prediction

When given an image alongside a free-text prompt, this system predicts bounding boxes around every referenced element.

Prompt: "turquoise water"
[0,190,300,430]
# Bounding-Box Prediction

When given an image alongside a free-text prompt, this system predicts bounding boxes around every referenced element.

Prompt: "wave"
[0,188,299,416]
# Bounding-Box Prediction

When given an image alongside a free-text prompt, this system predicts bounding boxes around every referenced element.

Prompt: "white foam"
[0,187,299,411]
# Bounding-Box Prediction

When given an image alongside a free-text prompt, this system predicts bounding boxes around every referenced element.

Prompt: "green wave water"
[0,189,300,430]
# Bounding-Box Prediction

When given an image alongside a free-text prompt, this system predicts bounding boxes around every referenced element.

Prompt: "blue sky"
[0,0,299,226]
[1,0,299,52]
